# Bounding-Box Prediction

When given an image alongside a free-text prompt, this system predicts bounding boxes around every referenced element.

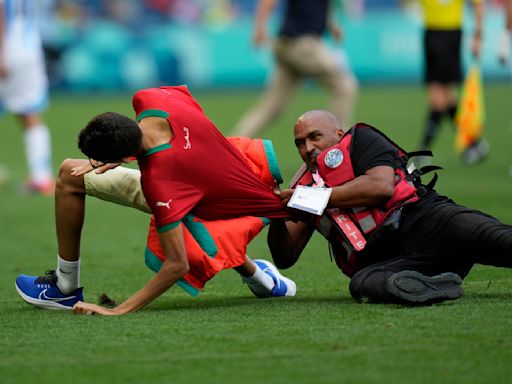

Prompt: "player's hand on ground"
[72,301,117,316]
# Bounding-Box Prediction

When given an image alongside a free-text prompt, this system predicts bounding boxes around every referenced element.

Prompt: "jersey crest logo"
[324,148,343,168]
[156,199,173,210]
[183,127,191,150]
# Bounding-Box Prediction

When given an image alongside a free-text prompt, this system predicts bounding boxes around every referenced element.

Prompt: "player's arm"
[253,0,277,47]
[72,224,189,316]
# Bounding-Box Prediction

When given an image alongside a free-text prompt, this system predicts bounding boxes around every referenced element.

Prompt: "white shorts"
[83,166,151,214]
[0,25,48,114]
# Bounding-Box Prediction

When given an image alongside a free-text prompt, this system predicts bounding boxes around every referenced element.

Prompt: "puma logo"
[156,199,173,210]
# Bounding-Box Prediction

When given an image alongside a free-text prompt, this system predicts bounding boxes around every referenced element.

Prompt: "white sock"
[243,263,275,296]
[24,124,52,184]
[56,255,80,294]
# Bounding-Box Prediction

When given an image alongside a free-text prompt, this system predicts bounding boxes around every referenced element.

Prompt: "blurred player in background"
[0,0,53,194]
[418,0,488,165]
[233,0,358,137]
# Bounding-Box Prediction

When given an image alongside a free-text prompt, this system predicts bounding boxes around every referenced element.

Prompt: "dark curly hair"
[78,112,142,163]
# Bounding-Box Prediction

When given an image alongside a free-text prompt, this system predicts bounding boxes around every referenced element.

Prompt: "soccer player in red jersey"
[15,86,295,315]
[130,86,287,227]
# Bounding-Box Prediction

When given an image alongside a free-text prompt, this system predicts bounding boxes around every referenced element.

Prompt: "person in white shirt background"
[0,0,53,194]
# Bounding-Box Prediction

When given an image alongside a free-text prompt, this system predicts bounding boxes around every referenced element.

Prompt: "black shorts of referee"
[423,29,462,85]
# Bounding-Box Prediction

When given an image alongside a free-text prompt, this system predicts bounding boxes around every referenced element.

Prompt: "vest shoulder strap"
[289,163,308,188]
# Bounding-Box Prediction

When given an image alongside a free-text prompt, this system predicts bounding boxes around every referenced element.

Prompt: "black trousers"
[349,192,512,303]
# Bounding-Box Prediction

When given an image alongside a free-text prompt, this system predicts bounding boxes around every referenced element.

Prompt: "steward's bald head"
[294,110,341,135]
[293,110,344,171]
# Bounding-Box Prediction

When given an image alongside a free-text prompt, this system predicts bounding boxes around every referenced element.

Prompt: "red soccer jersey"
[134,86,287,231]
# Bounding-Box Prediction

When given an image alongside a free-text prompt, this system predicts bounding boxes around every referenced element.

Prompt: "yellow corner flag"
[455,64,485,153]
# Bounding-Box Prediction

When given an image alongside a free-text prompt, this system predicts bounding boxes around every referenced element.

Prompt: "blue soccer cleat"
[15,270,84,310]
[253,259,296,297]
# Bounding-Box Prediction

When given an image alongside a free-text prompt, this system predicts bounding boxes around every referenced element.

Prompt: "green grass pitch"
[1,84,512,384]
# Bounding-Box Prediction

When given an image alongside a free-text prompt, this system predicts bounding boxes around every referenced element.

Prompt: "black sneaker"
[386,270,463,304]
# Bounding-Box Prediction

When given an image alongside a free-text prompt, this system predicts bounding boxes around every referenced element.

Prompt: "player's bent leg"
[57,159,88,194]
[56,159,89,262]
[15,161,150,311]
[15,160,86,310]
[349,260,463,305]
[237,256,296,298]
[15,270,83,310]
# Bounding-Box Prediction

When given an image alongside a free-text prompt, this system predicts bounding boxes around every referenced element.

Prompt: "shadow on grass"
[144,294,354,313]
[460,291,510,300]
[10,288,490,318]
[143,294,466,313]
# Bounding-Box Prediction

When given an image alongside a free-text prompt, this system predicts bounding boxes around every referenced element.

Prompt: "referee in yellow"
[419,0,488,165]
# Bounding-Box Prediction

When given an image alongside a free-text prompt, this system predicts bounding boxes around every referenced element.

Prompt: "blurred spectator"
[417,0,488,165]
[40,1,88,87]
[233,0,358,137]
[0,0,54,194]
[497,0,512,65]
[102,0,139,26]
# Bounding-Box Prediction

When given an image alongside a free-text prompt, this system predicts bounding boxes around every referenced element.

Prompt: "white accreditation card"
[287,185,332,216]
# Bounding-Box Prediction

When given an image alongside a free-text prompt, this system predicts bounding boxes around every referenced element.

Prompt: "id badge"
[287,185,332,216]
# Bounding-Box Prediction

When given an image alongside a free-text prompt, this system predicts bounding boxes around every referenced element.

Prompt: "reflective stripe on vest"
[326,208,366,251]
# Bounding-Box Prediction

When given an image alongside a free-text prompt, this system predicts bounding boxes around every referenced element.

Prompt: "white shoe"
[253,259,296,297]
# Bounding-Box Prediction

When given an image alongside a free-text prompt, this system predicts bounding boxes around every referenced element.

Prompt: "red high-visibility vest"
[291,123,419,276]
